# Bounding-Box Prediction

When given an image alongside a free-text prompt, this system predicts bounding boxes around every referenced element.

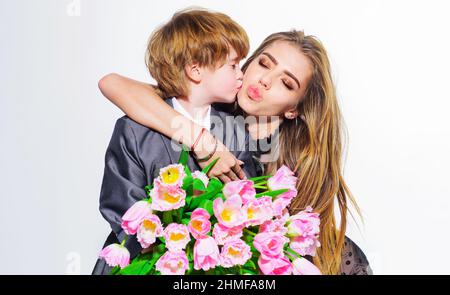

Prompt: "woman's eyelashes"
[258,58,269,68]
[282,79,294,90]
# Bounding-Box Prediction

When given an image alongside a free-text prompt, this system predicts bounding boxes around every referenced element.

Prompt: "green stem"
[285,248,301,260]
[249,175,271,182]
[243,228,257,236]
[254,185,267,189]
[254,180,268,186]
[120,235,129,247]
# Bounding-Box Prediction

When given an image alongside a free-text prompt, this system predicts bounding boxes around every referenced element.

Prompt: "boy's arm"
[98,74,194,146]
[99,117,147,257]
[98,73,245,182]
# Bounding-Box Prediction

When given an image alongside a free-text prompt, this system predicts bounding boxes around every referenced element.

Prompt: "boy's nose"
[236,68,244,80]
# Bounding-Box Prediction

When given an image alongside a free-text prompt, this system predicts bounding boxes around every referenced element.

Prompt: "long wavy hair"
[241,31,362,275]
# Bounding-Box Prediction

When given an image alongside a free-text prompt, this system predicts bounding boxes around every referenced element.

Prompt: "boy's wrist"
[192,131,217,159]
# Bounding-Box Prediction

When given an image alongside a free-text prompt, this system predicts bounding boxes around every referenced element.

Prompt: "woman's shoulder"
[340,236,373,275]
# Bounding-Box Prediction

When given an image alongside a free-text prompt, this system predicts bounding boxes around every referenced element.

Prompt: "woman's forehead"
[261,41,312,88]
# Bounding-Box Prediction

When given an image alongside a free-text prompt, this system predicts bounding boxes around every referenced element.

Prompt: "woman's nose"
[259,74,271,89]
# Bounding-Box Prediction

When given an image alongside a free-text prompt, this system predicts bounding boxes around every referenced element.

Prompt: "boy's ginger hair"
[145,8,249,98]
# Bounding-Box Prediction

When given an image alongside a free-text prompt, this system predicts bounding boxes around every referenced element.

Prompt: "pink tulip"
[272,189,297,217]
[267,165,297,191]
[220,239,252,268]
[194,236,220,271]
[188,208,211,239]
[163,223,191,251]
[99,243,130,269]
[223,180,256,204]
[158,164,186,187]
[121,200,152,235]
[290,236,321,257]
[155,250,189,275]
[258,255,293,275]
[212,223,243,246]
[150,179,186,211]
[213,195,246,228]
[287,206,320,237]
[287,206,321,257]
[136,214,163,248]
[292,257,322,275]
[243,196,274,226]
[253,232,289,259]
[259,216,288,236]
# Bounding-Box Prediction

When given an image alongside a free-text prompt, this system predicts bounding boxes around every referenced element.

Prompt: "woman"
[98,30,372,275]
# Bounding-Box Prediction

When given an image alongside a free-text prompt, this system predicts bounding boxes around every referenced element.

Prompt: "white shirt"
[171,97,211,131]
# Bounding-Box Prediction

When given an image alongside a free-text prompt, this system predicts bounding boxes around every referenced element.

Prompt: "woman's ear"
[284,109,299,120]
[185,63,202,83]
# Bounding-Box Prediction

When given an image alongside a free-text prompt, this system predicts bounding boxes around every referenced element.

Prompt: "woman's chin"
[237,95,257,115]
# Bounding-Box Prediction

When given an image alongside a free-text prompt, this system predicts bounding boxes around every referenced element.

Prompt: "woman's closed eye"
[282,79,294,90]
[258,58,269,68]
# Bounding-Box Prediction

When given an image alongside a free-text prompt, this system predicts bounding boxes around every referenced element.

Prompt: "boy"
[92,8,259,274]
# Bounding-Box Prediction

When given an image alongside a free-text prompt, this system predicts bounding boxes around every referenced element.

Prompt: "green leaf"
[241,269,257,275]
[176,207,184,223]
[181,218,190,225]
[189,194,208,210]
[118,260,152,275]
[110,266,121,275]
[135,252,153,262]
[199,199,214,216]
[201,157,220,175]
[185,196,192,207]
[178,146,190,166]
[184,164,192,178]
[193,178,206,191]
[207,178,223,192]
[186,241,194,261]
[255,188,289,198]
[147,252,164,271]
[162,211,173,225]
[243,259,257,270]
[153,243,166,254]
[144,185,153,197]
[186,261,194,275]
[182,175,194,190]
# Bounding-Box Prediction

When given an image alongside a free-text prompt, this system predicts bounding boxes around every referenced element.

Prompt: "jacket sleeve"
[235,130,263,178]
[99,117,148,257]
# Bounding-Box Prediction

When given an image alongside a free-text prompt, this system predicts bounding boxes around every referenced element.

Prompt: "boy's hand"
[193,132,246,183]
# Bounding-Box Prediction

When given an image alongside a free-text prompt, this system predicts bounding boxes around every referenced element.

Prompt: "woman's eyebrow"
[262,52,301,89]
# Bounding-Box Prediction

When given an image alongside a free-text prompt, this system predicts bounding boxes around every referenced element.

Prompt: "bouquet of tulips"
[99,147,322,275]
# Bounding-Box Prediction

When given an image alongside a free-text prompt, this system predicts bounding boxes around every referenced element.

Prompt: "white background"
[1,0,449,274]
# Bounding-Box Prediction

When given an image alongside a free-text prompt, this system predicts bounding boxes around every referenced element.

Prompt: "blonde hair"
[242,31,362,275]
[145,8,249,98]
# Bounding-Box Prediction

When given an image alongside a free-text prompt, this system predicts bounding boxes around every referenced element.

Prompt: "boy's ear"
[184,63,203,83]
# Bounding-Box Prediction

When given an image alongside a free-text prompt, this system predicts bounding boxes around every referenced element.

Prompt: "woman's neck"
[247,115,283,140]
